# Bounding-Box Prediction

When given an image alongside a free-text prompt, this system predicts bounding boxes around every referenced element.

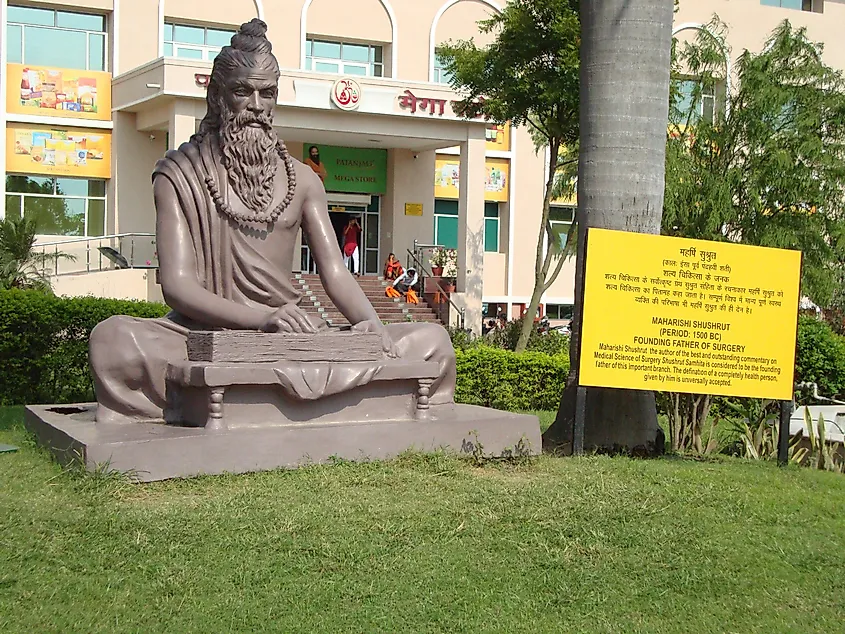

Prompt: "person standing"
[343,216,362,276]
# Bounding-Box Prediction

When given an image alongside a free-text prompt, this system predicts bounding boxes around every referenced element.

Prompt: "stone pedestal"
[26,331,541,481]
[24,403,541,482]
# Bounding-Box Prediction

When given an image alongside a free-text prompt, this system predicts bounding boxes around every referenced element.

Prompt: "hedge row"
[0,289,168,405]
[2,290,845,408]
[456,348,569,411]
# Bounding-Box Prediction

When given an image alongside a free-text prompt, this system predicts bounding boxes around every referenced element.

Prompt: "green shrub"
[795,315,845,398]
[455,347,569,411]
[0,289,168,405]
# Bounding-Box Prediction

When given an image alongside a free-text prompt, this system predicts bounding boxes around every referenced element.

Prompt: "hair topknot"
[230,18,272,54]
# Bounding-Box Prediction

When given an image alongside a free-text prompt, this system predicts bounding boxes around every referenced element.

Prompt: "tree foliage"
[664,17,845,307]
[437,0,580,351]
[0,216,73,292]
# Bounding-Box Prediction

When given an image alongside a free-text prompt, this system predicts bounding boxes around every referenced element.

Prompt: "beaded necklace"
[205,140,297,224]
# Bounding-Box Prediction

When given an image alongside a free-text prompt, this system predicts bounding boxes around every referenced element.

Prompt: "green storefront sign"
[302,143,387,194]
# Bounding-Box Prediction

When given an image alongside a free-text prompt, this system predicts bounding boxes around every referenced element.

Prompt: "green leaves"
[437,0,580,145]
[0,216,76,293]
[665,17,845,307]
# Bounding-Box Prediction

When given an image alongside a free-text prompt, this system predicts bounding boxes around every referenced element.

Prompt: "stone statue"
[88,19,456,424]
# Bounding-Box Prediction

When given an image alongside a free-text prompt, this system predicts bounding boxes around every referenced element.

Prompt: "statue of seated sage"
[88,19,456,425]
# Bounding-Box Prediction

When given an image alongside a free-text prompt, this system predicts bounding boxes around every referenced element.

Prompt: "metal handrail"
[35,232,155,247]
[405,248,465,330]
[36,232,157,276]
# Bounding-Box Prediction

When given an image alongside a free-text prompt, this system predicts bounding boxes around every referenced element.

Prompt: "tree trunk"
[544,0,674,454]
[515,140,560,353]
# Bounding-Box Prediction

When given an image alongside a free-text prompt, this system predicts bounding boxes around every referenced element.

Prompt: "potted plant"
[430,247,447,276]
[442,249,458,292]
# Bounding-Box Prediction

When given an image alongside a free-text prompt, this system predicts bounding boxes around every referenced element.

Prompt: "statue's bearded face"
[218,65,280,214]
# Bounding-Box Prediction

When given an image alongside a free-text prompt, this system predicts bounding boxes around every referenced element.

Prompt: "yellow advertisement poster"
[405,202,423,216]
[578,229,802,400]
[434,156,510,202]
[6,123,111,179]
[6,63,112,121]
[485,123,510,151]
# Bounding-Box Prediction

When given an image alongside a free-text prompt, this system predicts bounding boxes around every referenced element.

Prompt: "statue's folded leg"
[384,322,456,406]
[89,314,190,423]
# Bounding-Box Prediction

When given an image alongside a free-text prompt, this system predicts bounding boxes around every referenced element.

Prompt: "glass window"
[6,25,23,64]
[173,24,205,45]
[306,38,385,77]
[206,28,234,48]
[546,304,574,320]
[434,199,459,215]
[342,43,370,62]
[484,218,499,252]
[57,11,105,31]
[675,78,719,125]
[165,22,236,62]
[315,61,340,74]
[8,7,107,71]
[760,0,804,8]
[8,6,54,26]
[433,53,453,85]
[435,216,459,250]
[484,202,499,252]
[312,40,341,58]
[24,26,87,69]
[89,33,106,73]
[6,195,23,220]
[87,199,106,236]
[4,175,107,237]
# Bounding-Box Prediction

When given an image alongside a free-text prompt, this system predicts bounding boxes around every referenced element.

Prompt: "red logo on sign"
[331,78,361,111]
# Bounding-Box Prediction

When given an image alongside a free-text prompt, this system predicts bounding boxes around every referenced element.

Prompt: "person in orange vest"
[386,267,419,304]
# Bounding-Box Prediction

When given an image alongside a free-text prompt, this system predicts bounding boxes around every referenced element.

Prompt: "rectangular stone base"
[24,404,541,482]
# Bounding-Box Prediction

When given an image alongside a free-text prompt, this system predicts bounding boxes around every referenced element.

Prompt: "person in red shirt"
[342,216,362,276]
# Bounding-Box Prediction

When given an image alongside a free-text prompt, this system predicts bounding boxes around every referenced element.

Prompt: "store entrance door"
[300,198,380,275]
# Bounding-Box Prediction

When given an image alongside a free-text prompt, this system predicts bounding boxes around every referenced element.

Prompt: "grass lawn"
[1,405,844,633]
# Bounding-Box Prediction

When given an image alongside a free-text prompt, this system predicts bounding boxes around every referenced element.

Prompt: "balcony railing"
[36,233,157,277]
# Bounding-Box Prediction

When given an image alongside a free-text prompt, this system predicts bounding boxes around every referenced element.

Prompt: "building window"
[433,52,453,84]
[6,5,107,71]
[675,78,723,125]
[5,175,106,237]
[760,0,820,11]
[164,22,235,62]
[305,39,384,77]
[545,304,574,321]
[550,205,574,249]
[484,202,499,252]
[434,199,458,249]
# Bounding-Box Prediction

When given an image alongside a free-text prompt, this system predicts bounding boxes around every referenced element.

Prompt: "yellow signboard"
[434,156,509,202]
[405,202,423,216]
[6,63,112,121]
[579,229,801,400]
[6,123,111,179]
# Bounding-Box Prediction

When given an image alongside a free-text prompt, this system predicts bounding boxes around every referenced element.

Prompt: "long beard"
[219,109,279,213]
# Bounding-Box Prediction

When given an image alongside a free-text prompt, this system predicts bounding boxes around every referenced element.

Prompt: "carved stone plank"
[186,331,383,363]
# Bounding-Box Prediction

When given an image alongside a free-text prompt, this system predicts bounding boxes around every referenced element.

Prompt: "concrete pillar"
[457,134,486,334]
[168,103,196,150]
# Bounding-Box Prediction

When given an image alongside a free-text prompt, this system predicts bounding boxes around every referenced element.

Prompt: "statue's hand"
[260,303,318,334]
[352,320,399,358]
